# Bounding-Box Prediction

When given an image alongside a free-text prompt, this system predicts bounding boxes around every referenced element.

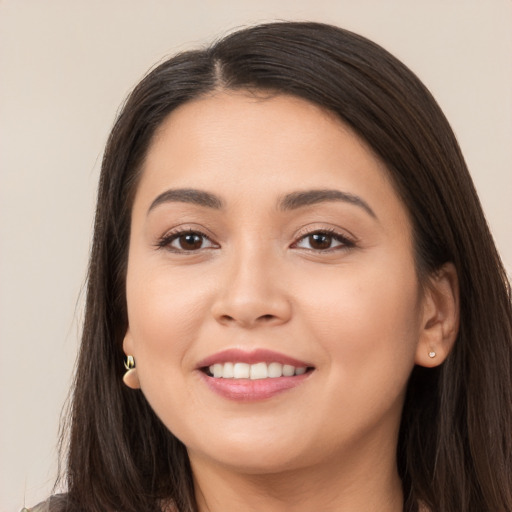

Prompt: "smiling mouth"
[203,362,315,379]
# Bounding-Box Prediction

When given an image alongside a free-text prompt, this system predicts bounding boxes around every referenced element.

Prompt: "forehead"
[142,92,386,181]
[135,91,407,226]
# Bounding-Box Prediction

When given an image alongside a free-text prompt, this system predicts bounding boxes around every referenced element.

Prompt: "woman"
[31,21,512,511]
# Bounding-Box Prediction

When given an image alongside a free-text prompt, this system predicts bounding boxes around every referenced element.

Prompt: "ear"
[122,328,141,389]
[415,262,459,368]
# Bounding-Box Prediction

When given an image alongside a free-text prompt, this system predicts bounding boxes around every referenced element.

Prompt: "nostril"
[218,313,277,326]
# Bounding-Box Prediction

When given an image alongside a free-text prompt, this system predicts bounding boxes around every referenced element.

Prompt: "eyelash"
[156,227,356,254]
[156,229,218,253]
[292,228,356,252]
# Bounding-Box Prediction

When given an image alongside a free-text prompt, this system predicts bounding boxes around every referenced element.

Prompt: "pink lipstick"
[196,348,314,401]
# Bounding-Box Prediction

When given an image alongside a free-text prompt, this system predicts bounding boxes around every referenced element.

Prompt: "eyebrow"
[148,188,224,213]
[147,187,376,219]
[279,189,376,218]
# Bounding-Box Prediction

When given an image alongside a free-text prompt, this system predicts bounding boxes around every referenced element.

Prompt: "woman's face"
[124,91,429,474]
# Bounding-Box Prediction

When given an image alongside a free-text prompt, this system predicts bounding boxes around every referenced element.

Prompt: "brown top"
[21,501,50,512]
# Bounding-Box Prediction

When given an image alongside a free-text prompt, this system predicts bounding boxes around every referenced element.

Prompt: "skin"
[123,91,459,512]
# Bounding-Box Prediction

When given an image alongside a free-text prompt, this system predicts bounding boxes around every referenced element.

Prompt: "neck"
[190,443,403,512]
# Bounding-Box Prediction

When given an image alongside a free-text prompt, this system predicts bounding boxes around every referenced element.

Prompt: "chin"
[184,425,323,475]
[192,446,308,475]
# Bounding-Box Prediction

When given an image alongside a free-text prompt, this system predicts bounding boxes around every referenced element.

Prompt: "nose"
[211,246,292,329]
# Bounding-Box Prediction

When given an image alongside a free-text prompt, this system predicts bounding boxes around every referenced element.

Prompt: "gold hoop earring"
[123,355,140,389]
[124,354,135,370]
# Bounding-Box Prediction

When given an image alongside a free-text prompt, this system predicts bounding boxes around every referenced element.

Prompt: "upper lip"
[196,348,313,369]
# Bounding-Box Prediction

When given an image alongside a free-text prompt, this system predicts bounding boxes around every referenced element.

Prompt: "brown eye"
[294,230,353,252]
[159,230,217,252]
[177,233,204,250]
[308,233,332,250]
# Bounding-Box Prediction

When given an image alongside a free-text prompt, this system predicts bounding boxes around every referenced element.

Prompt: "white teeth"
[250,362,268,380]
[212,364,223,378]
[268,362,283,378]
[208,362,308,379]
[282,364,295,377]
[233,363,250,379]
[223,362,234,378]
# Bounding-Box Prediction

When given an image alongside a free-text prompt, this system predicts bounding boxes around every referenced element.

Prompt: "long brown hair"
[55,22,512,511]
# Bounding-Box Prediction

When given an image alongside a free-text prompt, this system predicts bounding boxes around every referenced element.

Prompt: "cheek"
[125,259,213,375]
[124,263,214,430]
[299,256,422,392]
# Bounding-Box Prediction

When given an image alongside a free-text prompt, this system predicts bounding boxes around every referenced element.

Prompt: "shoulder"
[22,494,68,512]
[24,495,177,512]
[21,504,49,512]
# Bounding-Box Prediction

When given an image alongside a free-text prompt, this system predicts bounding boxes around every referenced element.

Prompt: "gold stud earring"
[123,355,140,389]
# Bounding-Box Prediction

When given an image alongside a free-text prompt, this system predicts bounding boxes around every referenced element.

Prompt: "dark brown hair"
[55,21,512,511]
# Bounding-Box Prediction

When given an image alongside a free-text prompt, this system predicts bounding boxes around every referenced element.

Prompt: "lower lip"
[199,371,313,401]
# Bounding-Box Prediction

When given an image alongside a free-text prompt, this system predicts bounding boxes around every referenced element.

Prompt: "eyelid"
[155,225,220,253]
[293,223,357,241]
[291,225,357,251]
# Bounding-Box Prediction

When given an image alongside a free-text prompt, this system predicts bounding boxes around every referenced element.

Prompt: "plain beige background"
[0,1,510,510]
